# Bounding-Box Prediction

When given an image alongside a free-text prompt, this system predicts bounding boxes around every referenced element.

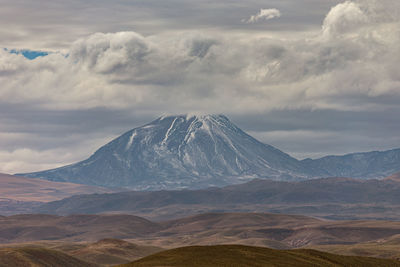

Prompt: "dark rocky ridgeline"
[35,177,400,220]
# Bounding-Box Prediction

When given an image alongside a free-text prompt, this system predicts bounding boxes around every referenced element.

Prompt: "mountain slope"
[302,149,400,179]
[19,115,310,190]
[119,245,400,267]
[0,214,161,243]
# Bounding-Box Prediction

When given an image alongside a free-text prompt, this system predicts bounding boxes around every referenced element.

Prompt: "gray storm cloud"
[0,0,399,173]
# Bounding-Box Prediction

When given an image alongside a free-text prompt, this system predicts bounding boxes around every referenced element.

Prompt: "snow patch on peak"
[143,125,155,129]
[155,114,227,125]
[162,117,179,145]
[184,113,227,123]
[186,114,196,121]
[185,112,208,121]
[126,130,137,150]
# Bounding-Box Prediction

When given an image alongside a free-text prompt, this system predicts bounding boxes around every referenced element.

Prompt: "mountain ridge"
[302,148,400,179]
[18,114,400,190]
[18,114,311,189]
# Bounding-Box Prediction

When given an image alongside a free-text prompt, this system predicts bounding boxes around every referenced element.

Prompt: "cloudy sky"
[1,0,400,174]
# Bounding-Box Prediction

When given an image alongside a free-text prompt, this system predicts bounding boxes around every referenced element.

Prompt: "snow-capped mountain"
[19,115,311,190]
[19,114,400,190]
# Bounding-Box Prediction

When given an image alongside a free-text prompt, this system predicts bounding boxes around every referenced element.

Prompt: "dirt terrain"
[0,173,115,202]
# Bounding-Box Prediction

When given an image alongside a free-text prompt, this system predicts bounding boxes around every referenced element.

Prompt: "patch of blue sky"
[4,48,49,60]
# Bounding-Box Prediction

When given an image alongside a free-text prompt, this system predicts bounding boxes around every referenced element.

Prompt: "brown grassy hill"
[0,173,115,202]
[3,213,400,263]
[161,212,321,231]
[310,243,400,261]
[67,239,162,266]
[309,233,400,260]
[0,214,161,243]
[3,212,400,250]
[150,213,320,248]
[146,213,400,249]
[0,246,96,267]
[0,239,163,266]
[119,245,400,267]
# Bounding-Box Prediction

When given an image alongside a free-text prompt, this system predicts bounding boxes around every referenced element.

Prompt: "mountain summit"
[19,114,400,190]
[20,114,310,190]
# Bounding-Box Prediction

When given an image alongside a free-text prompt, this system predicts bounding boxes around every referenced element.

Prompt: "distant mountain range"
[18,114,400,190]
[34,176,400,221]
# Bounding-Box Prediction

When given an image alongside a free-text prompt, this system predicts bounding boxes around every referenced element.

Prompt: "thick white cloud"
[322,1,367,38]
[0,1,397,113]
[70,32,151,74]
[244,8,281,23]
[0,148,75,174]
[0,0,399,173]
